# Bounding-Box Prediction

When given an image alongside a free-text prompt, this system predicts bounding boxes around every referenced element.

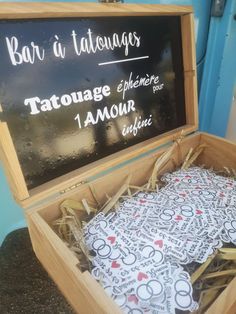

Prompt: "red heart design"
[175,178,180,182]
[107,236,116,244]
[128,295,138,304]
[137,272,148,281]
[196,209,203,215]
[140,199,146,204]
[111,261,120,268]
[185,175,191,178]
[175,215,183,221]
[154,239,163,248]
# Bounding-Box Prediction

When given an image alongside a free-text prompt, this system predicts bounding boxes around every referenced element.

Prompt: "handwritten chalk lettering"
[5,36,45,66]
[117,72,161,99]
[74,113,82,128]
[122,115,152,137]
[71,29,140,57]
[53,35,66,58]
[153,83,164,93]
[24,85,111,115]
[84,100,135,127]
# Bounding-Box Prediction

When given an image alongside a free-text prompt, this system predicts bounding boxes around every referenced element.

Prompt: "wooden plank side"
[0,3,193,19]
[206,277,236,314]
[0,119,29,200]
[199,132,236,170]
[27,211,121,314]
[181,13,198,128]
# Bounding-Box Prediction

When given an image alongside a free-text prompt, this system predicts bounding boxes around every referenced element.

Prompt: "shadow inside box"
[0,228,74,314]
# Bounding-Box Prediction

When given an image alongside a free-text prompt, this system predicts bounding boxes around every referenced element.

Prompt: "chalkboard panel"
[0,16,186,189]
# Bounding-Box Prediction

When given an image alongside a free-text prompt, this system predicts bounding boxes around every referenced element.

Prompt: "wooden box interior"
[26,132,236,314]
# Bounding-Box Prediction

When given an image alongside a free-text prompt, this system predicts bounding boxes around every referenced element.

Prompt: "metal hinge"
[59,181,87,194]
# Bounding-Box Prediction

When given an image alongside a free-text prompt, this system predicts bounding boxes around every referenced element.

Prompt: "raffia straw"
[195,277,229,313]
[56,218,71,243]
[102,183,128,214]
[67,208,83,226]
[223,167,231,175]
[54,212,82,242]
[217,248,236,260]
[149,143,178,190]
[102,174,132,214]
[181,147,193,170]
[67,219,92,269]
[191,252,217,284]
[53,196,95,271]
[68,220,83,242]
[127,187,132,196]
[196,289,222,313]
[99,194,112,211]
[82,198,92,215]
[105,193,111,202]
[89,183,101,207]
[202,284,228,293]
[148,131,187,190]
[182,144,207,170]
[201,269,236,280]
[213,260,232,272]
[130,184,149,196]
[60,199,85,212]
[195,291,204,313]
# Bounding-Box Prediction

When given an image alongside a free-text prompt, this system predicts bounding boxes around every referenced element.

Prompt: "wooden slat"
[27,210,121,314]
[0,3,192,19]
[181,13,198,127]
[206,277,236,314]
[199,132,236,170]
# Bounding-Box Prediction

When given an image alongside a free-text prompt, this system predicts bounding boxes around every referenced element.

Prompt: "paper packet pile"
[82,166,236,314]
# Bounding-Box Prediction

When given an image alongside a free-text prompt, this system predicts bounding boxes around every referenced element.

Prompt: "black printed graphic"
[0,16,186,188]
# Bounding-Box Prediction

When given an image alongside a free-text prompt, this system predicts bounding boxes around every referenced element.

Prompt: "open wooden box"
[0,3,236,314]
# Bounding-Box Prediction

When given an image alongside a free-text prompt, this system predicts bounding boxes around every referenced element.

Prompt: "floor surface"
[0,228,74,314]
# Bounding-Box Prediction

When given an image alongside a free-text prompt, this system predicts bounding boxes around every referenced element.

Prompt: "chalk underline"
[98,55,149,66]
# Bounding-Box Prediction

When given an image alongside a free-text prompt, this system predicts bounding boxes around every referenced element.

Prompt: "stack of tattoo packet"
[82,167,236,314]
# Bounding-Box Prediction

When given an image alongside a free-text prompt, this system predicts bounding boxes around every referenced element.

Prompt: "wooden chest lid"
[0,3,198,208]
